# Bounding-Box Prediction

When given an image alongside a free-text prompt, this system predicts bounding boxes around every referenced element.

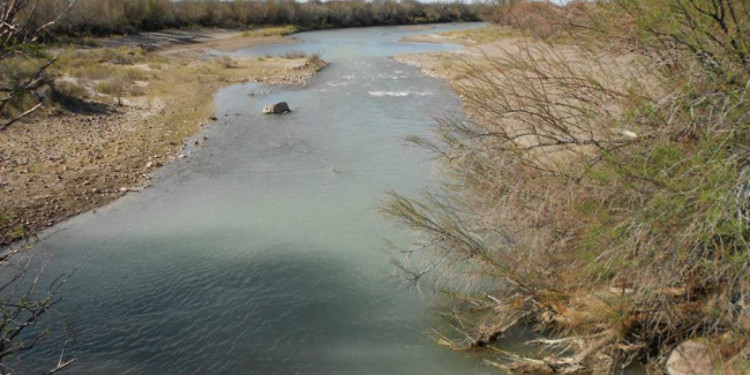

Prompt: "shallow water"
[17,24,495,374]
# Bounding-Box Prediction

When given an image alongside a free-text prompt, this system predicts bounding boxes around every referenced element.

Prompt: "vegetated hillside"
[385,0,750,373]
[29,0,485,37]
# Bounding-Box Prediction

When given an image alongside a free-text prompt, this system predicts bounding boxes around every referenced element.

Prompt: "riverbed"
[16,23,493,374]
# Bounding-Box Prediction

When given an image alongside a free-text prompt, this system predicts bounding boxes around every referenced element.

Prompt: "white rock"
[620,129,638,139]
[667,340,715,375]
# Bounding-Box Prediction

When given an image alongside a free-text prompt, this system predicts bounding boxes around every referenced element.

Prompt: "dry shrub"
[306,52,325,70]
[281,50,308,59]
[119,67,151,81]
[95,77,142,103]
[494,1,563,40]
[53,80,87,99]
[36,0,483,37]
[385,0,750,373]
[101,48,147,65]
[0,56,51,121]
[492,1,567,39]
[59,47,148,67]
[491,1,597,41]
[216,56,237,68]
[95,78,125,97]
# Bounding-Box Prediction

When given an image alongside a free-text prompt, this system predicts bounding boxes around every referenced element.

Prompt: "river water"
[18,24,494,374]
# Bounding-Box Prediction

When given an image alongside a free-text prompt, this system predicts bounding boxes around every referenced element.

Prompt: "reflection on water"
[18,23,495,374]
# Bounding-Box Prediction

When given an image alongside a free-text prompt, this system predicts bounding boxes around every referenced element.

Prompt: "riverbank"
[394,25,529,79]
[389,22,750,374]
[0,28,327,245]
[91,26,301,58]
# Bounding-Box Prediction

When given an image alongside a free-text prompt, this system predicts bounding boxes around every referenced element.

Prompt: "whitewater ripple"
[368,90,432,97]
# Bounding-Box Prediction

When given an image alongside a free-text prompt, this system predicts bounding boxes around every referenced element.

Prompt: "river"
[17,23,494,374]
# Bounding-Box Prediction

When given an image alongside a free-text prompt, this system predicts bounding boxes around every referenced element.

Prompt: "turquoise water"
[16,23,495,374]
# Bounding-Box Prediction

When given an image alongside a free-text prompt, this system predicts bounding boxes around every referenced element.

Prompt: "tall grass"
[384,0,750,373]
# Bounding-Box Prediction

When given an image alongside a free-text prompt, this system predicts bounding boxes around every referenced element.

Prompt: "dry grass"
[281,50,309,59]
[488,1,596,41]
[240,25,299,38]
[438,25,523,44]
[216,55,237,68]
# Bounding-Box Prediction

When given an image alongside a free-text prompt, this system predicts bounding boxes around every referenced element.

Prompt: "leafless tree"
[0,0,75,131]
[0,2,77,372]
[0,225,76,374]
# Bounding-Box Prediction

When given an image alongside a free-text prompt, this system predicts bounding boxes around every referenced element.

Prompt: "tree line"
[32,0,484,37]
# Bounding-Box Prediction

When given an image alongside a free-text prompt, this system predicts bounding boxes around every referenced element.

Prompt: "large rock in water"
[263,102,291,114]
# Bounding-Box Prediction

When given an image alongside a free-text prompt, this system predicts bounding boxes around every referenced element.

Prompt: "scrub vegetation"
[385,0,750,373]
[31,0,482,37]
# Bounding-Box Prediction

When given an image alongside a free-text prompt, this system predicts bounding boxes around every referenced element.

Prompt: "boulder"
[666,340,715,375]
[263,102,291,114]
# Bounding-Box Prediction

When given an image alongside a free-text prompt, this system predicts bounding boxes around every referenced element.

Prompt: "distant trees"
[35,0,482,37]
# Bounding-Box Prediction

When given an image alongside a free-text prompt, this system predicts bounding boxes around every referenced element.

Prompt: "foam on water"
[368,90,432,97]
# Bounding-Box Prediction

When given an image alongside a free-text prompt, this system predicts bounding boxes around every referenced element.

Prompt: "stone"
[263,102,291,114]
[667,340,715,375]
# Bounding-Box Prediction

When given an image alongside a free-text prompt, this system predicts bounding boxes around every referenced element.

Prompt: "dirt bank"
[0,28,326,245]
[394,25,530,80]
[391,24,750,374]
[398,33,473,46]
[93,26,300,56]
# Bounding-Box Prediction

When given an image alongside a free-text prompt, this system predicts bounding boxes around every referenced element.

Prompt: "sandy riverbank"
[0,28,325,245]
[394,25,529,80]
[399,33,473,46]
